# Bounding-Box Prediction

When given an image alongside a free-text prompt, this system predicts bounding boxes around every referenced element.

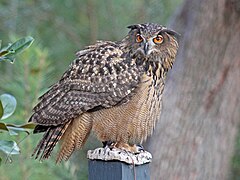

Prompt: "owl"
[29,23,179,162]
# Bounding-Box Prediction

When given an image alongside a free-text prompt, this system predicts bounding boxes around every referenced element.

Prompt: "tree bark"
[148,0,240,179]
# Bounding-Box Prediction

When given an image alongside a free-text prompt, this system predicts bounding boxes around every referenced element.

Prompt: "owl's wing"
[29,41,142,126]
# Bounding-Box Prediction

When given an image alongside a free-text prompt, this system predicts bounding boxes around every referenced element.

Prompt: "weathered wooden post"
[88,147,152,180]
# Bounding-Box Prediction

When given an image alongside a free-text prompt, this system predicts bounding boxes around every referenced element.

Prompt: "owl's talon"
[111,142,142,154]
[102,141,113,148]
[134,144,145,154]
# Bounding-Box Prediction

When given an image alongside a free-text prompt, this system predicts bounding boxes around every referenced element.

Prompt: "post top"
[87,147,152,165]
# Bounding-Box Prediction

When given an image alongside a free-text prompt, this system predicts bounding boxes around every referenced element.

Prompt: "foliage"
[0,37,82,180]
[0,93,21,164]
[0,140,20,155]
[0,37,35,165]
[0,94,17,120]
[0,36,34,63]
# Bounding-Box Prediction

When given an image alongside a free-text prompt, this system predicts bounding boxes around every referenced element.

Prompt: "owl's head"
[126,23,179,65]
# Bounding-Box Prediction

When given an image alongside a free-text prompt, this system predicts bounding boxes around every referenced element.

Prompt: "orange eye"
[153,35,163,44]
[136,34,143,43]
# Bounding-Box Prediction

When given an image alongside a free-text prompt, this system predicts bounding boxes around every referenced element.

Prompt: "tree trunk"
[148,0,240,179]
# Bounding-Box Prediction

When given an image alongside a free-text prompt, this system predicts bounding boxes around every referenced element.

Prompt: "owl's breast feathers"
[29,41,167,162]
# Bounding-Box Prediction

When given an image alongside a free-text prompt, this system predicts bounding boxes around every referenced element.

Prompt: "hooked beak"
[144,42,149,55]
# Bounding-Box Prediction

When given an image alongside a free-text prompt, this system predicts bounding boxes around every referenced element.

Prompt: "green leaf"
[0,100,3,119]
[5,126,21,136]
[1,55,15,63]
[0,140,20,155]
[0,43,12,53]
[0,44,14,62]
[6,123,35,129]
[0,122,35,135]
[0,50,9,57]
[18,123,36,129]
[0,122,8,131]
[0,94,17,120]
[6,36,34,56]
[6,125,29,136]
[6,123,35,135]
[0,157,2,166]
[0,37,34,63]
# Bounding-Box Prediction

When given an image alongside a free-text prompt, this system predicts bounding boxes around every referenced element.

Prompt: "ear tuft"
[161,29,181,40]
[127,24,140,30]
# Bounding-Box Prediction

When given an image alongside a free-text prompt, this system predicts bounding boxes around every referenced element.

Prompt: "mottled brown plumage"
[29,23,179,163]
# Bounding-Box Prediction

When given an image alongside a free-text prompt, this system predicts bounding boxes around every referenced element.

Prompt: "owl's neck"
[144,60,166,83]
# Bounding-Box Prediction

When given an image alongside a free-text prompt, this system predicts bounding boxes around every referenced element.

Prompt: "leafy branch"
[0,36,34,63]
[0,37,35,165]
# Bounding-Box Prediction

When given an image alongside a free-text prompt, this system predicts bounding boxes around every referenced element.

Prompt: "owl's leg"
[112,142,144,154]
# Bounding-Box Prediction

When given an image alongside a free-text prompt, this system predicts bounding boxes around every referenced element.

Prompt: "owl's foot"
[110,142,144,154]
[136,144,145,152]
[87,143,152,165]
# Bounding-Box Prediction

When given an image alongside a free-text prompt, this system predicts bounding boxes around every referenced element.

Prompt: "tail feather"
[32,128,51,159]
[32,122,70,161]
[42,123,69,159]
[39,128,56,160]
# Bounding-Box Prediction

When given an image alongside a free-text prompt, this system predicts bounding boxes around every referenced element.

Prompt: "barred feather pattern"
[32,121,70,160]
[56,114,92,163]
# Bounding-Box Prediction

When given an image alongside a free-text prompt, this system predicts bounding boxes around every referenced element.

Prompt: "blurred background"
[1,0,240,180]
[0,0,182,179]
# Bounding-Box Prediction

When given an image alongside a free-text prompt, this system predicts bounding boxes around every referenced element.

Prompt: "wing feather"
[29,41,143,126]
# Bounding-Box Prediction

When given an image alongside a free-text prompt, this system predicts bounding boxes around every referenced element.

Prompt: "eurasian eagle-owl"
[29,23,179,162]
